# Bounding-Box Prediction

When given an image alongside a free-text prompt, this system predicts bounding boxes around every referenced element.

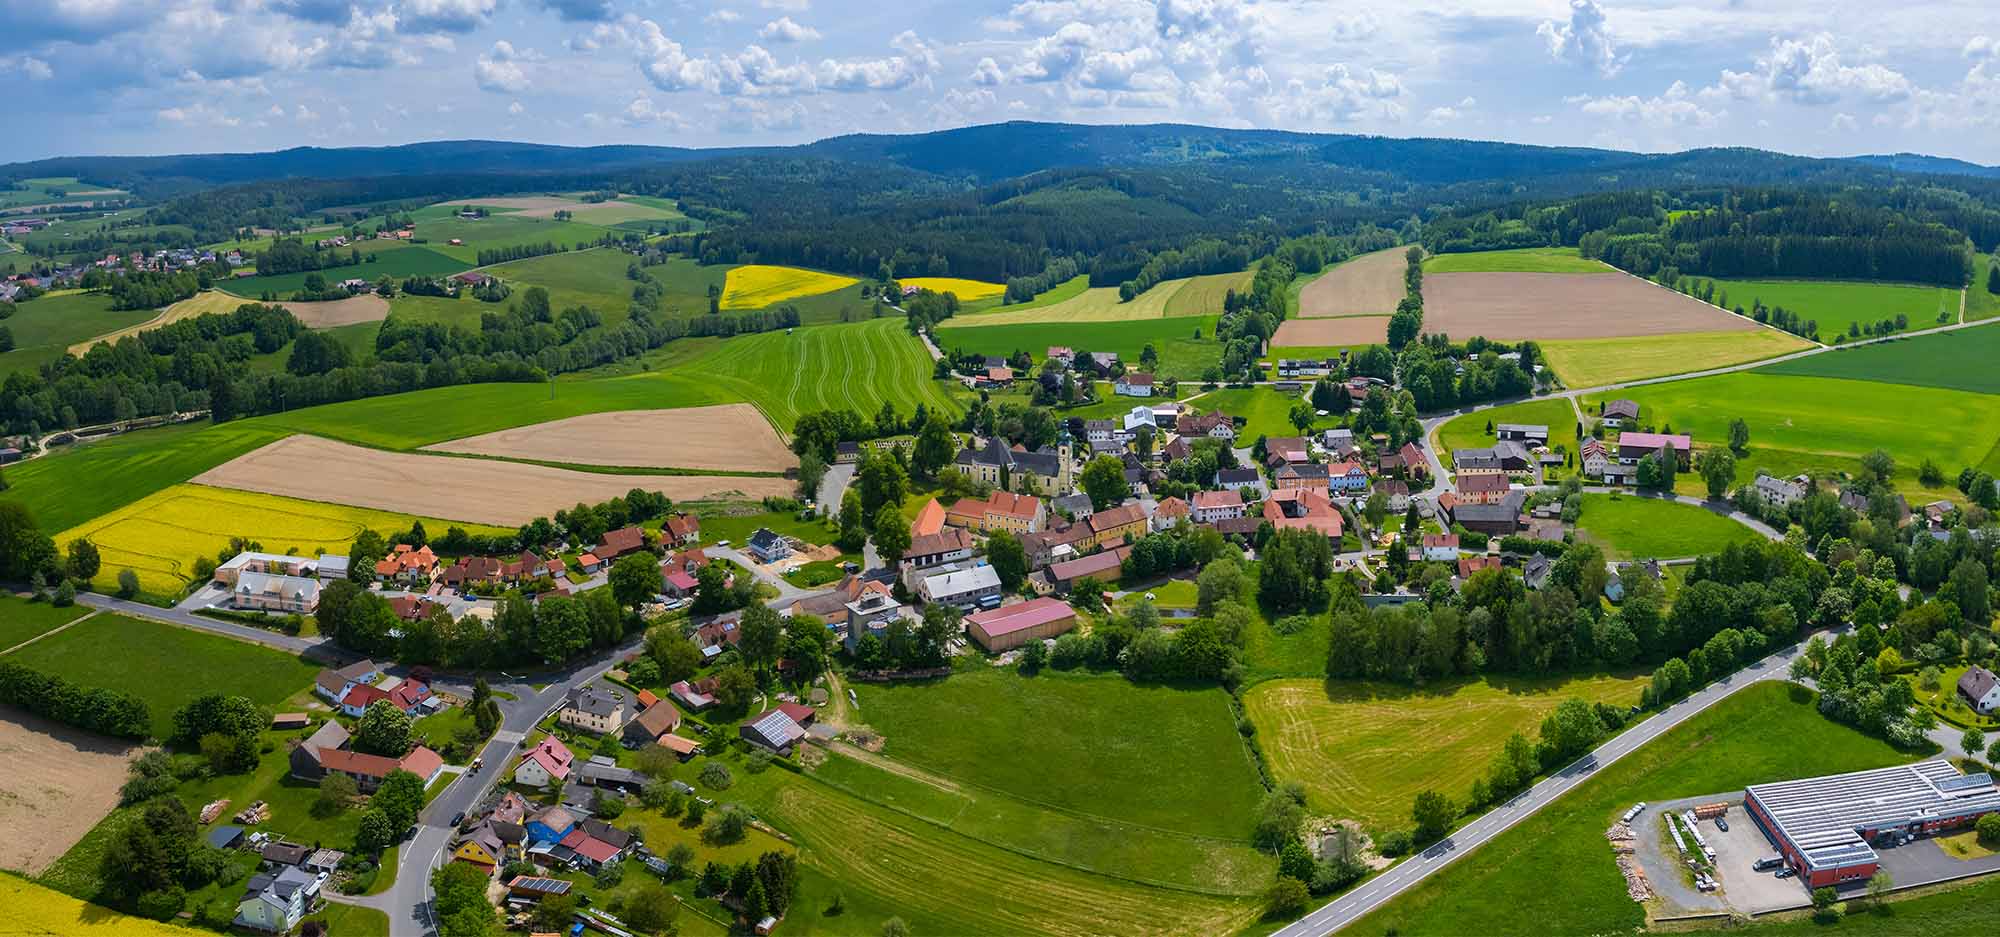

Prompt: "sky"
[3,0,1998,165]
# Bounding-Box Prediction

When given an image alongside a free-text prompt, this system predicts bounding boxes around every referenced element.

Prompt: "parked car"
[1715,816,1729,832]
[1776,866,1797,879]
[449,811,465,827]
[1753,857,1783,872]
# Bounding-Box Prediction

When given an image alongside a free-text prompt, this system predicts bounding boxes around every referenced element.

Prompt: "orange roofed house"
[374,545,438,585]
[1263,488,1343,539]
[946,490,1046,534]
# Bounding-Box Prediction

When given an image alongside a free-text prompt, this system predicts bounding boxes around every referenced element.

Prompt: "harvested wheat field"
[195,434,793,525]
[272,293,391,328]
[0,706,139,874]
[1272,315,1390,347]
[1298,248,1407,317]
[455,195,588,217]
[1421,271,1759,341]
[423,404,797,472]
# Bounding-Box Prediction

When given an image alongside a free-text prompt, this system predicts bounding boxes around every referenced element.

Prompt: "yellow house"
[1085,502,1148,550]
[452,827,504,868]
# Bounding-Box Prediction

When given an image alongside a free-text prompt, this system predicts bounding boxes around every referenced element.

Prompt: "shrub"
[1263,876,1309,918]
[1273,614,1311,636]
[745,749,774,774]
[1375,829,1413,857]
[51,579,75,606]
[117,568,141,598]
[136,887,187,921]
[1978,813,2000,848]
[699,761,734,791]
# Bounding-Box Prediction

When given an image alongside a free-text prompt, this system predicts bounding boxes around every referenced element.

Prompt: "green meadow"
[225,245,468,297]
[935,314,1223,379]
[1760,320,2000,394]
[1422,247,1605,274]
[1694,277,1960,339]
[0,290,156,374]
[1573,493,1765,559]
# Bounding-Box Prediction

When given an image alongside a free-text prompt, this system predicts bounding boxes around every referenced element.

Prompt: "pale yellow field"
[67,291,221,354]
[721,264,859,310]
[956,271,1252,325]
[58,483,512,596]
[1540,328,1815,389]
[900,277,1006,301]
[0,875,189,936]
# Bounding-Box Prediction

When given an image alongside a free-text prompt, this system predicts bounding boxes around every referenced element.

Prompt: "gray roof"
[1748,761,2000,873]
[748,527,785,550]
[1452,449,1503,471]
[1961,666,1999,701]
[1451,490,1527,524]
[922,565,1002,598]
[743,709,805,749]
[955,436,1063,477]
[565,686,625,719]
[1053,493,1094,515]
[206,825,245,849]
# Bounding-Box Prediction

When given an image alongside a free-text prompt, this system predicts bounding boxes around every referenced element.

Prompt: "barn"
[1744,760,2000,887]
[964,597,1078,653]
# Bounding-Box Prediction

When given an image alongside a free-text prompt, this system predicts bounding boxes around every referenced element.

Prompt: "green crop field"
[1693,277,1960,340]
[0,290,156,374]
[225,245,468,298]
[1422,248,1606,274]
[1968,255,2000,321]
[4,611,320,738]
[0,419,294,534]
[1540,328,1814,389]
[1190,386,1314,441]
[677,318,963,431]
[853,668,1265,840]
[1582,372,2000,497]
[1573,493,1765,559]
[983,275,1090,315]
[954,271,1252,325]
[1243,672,1648,831]
[58,483,514,597]
[415,215,611,265]
[0,594,91,652]
[483,247,642,318]
[1351,682,1921,937]
[935,314,1222,379]
[1759,322,2000,395]
[1434,397,1578,466]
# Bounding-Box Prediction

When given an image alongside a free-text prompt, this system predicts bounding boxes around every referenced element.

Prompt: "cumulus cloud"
[474,40,531,93]
[1714,34,1913,105]
[1571,80,1721,126]
[598,16,933,97]
[1965,36,1997,60]
[508,100,525,114]
[540,0,614,22]
[0,56,53,80]
[761,0,809,10]
[970,56,1004,86]
[759,17,820,42]
[159,102,240,126]
[1537,0,1622,77]
[1830,112,1857,131]
[1424,96,1475,125]
[399,0,496,33]
[1263,64,1406,125]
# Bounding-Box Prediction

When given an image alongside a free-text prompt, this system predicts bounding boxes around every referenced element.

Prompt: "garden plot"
[1422,272,1761,341]
[193,434,792,526]
[422,404,796,473]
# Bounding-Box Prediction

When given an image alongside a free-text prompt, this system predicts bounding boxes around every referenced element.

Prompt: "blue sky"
[3,0,1997,164]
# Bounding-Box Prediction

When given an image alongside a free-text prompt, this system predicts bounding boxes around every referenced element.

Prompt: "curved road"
[1276,632,1829,936]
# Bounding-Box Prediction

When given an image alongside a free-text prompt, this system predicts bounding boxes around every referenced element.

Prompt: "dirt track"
[1422,272,1759,340]
[422,405,796,473]
[1298,248,1407,317]
[193,435,794,525]
[1272,316,1390,347]
[0,706,138,874]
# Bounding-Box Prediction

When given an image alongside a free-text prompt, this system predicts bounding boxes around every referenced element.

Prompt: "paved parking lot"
[1632,795,1811,915]
[1875,834,2000,890]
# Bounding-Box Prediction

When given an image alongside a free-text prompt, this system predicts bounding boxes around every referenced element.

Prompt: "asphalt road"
[77,591,340,661]
[1274,633,1826,937]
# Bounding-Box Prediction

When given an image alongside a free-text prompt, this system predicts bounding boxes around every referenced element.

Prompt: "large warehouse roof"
[1747,760,2000,872]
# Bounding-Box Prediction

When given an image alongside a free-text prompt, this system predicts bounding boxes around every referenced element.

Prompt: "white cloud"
[1263,64,1406,125]
[159,102,240,126]
[508,100,525,114]
[1714,34,1913,105]
[0,56,53,80]
[1424,96,1476,125]
[398,0,496,33]
[1537,0,1623,77]
[759,17,820,43]
[705,9,741,24]
[474,40,531,93]
[971,56,1004,86]
[1965,36,1997,60]
[1572,80,1721,126]
[1830,112,1857,131]
[760,0,809,10]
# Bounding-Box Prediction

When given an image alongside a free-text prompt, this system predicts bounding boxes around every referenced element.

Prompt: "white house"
[234,867,325,933]
[1114,373,1155,397]
[1751,473,1806,508]
[918,564,1004,611]
[1191,490,1248,524]
[1421,533,1460,562]
[1960,667,2000,716]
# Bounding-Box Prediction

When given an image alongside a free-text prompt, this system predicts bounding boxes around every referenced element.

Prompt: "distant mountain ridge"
[5,121,1996,194]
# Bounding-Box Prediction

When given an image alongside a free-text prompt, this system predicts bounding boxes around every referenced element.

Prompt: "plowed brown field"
[422,404,795,473]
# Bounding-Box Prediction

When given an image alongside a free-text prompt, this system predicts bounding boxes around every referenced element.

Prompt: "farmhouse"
[1959,666,2000,715]
[1398,442,1429,480]
[1580,438,1609,478]
[1176,410,1236,440]
[901,527,975,574]
[1263,488,1342,538]
[1752,473,1807,508]
[1601,399,1641,427]
[1323,428,1356,457]
[1452,449,1504,476]
[1745,760,2000,886]
[842,580,908,653]
[559,686,629,735]
[1264,436,1312,466]
[288,720,445,792]
[1114,373,1156,396]
[919,564,1004,611]
[1191,490,1248,524]
[1458,555,1501,579]
[1617,431,1693,469]
[1023,522,1092,569]
[1151,496,1188,530]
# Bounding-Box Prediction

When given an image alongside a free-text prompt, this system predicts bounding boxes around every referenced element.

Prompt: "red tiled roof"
[1421,533,1460,548]
[1192,490,1239,510]
[1458,555,1501,577]
[777,702,815,725]
[597,526,645,557]
[342,684,390,710]
[910,499,946,538]
[1155,496,1188,518]
[987,491,1042,521]
[1089,502,1146,532]
[637,690,660,709]
[1459,474,1510,493]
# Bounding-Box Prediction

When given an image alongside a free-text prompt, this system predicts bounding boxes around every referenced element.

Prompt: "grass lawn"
[1573,493,1765,559]
[0,594,90,651]
[413,214,611,265]
[0,290,156,375]
[1968,255,1999,321]
[384,291,492,329]
[1433,397,1578,466]
[784,559,850,587]
[302,902,391,936]
[1694,277,1960,339]
[1581,372,2000,496]
[1192,386,1313,441]
[58,483,513,599]
[1909,664,2000,732]
[1242,671,1648,832]
[248,320,379,374]
[1351,682,1923,937]
[0,418,294,534]
[1759,322,2000,395]
[680,505,835,548]
[4,612,320,738]
[935,314,1223,380]
[851,667,1265,839]
[952,272,1251,325]
[1422,248,1606,274]
[1540,328,1814,389]
[1694,873,2000,935]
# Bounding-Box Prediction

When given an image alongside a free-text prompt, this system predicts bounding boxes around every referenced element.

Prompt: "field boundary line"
[0,609,100,656]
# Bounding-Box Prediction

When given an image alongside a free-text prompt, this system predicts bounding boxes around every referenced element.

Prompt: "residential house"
[693,614,743,660]
[623,700,682,746]
[965,597,1078,653]
[1523,552,1554,590]
[746,528,791,564]
[1327,461,1369,494]
[1452,491,1527,537]
[1601,399,1641,427]
[919,564,1004,611]
[1495,423,1550,445]
[1083,419,1119,447]
[312,660,381,704]
[374,544,439,584]
[1023,522,1093,570]
[453,825,506,869]
[1086,501,1149,549]
[1160,434,1193,466]
[1752,473,1807,508]
[213,551,318,585]
[1051,492,1095,521]
[740,708,807,753]
[669,679,717,711]
[1217,467,1265,497]
[1176,410,1236,440]
[1457,473,1512,505]
[289,721,445,793]
[662,568,699,598]
[1376,479,1411,512]
[946,490,1046,534]
[842,580,908,653]
[953,436,1073,496]
[1580,439,1609,478]
[1616,432,1693,469]
[1959,666,2000,716]
[1152,496,1189,530]
[1324,428,1356,457]
[231,572,321,614]
[560,686,629,735]
[234,866,326,933]
[1458,555,1501,579]
[1274,462,1331,493]
[515,737,576,788]
[1114,373,1156,397]
[1191,490,1248,524]
[902,527,975,575]
[1264,436,1312,466]
[1046,346,1075,367]
[1452,449,1504,476]
[663,513,701,546]
[1421,533,1460,562]
[835,441,862,463]
[1399,442,1429,480]
[525,805,578,846]
[1263,488,1343,539]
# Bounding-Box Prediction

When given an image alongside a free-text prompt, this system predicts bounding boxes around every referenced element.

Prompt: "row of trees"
[0,660,152,739]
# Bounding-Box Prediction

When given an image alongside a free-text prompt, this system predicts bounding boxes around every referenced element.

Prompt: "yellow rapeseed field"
[898,276,1006,301]
[58,483,511,596]
[0,874,189,936]
[720,264,858,310]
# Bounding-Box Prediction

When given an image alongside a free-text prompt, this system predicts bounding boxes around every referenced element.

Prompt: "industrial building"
[1745,760,2000,887]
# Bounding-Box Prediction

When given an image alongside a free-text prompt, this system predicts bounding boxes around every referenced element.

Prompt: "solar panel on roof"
[1938,773,1995,793]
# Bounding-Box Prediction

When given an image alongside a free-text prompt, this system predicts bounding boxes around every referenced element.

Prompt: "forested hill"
[8,122,2000,197]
